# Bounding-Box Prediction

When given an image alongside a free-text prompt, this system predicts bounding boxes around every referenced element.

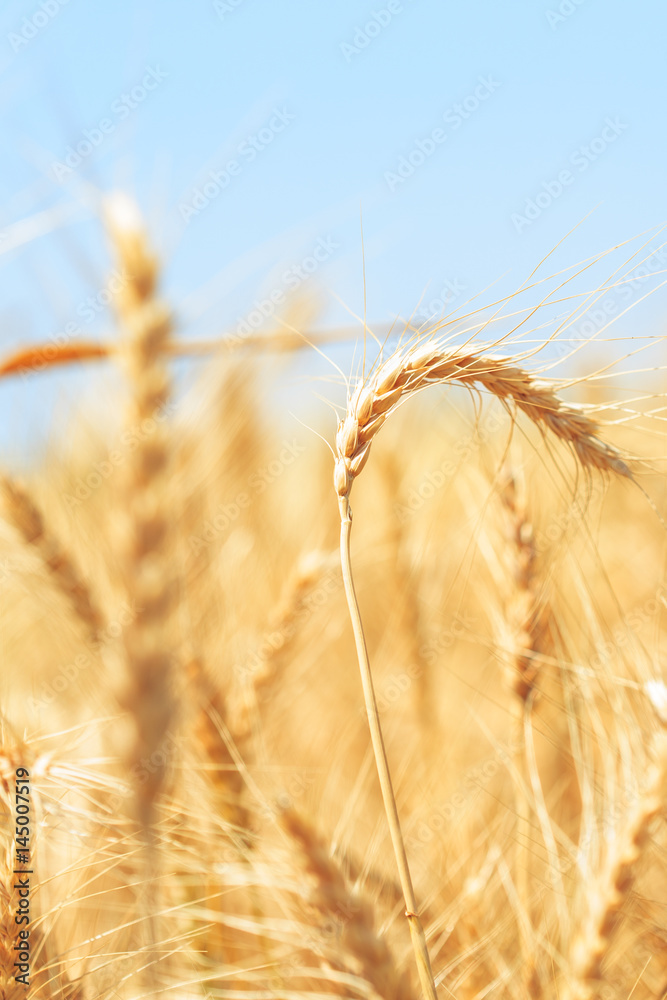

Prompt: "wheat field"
[0,194,666,1000]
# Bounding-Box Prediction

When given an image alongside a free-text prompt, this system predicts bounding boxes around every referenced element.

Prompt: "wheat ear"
[280,807,412,1000]
[105,191,174,829]
[497,467,553,985]
[0,475,104,642]
[333,337,632,999]
[334,340,631,500]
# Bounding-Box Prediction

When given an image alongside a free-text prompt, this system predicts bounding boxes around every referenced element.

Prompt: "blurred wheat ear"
[104,191,175,834]
[0,475,104,642]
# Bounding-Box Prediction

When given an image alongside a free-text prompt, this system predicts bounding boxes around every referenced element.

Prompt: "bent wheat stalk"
[333,337,632,999]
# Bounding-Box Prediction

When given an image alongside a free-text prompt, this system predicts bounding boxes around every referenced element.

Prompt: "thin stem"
[338,494,438,1000]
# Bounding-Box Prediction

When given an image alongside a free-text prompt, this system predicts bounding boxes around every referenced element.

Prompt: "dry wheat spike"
[334,338,631,502]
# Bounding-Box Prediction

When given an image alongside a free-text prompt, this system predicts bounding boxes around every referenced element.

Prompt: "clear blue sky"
[1,0,666,461]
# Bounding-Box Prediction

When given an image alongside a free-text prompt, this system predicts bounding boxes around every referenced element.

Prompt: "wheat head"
[334,339,632,501]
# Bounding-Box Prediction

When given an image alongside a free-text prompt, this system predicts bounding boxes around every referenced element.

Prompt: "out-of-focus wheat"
[0,476,103,642]
[105,192,175,831]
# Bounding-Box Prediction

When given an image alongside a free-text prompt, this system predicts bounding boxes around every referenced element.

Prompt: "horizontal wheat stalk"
[0,327,371,380]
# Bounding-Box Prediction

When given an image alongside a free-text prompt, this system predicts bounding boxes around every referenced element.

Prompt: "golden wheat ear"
[231,549,339,744]
[334,339,632,501]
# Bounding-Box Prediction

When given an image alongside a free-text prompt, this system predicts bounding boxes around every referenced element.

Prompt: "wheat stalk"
[0,327,368,380]
[333,336,633,999]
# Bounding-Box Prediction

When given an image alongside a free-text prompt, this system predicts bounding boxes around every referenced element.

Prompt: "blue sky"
[1,0,666,461]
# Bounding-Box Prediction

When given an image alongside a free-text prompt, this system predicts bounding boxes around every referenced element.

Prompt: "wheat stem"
[338,493,437,1000]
